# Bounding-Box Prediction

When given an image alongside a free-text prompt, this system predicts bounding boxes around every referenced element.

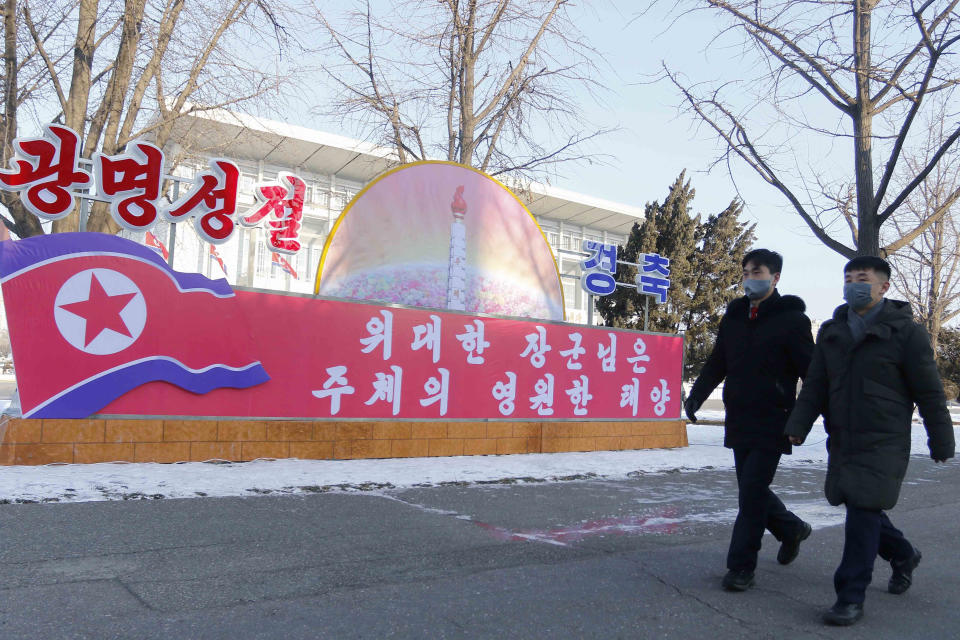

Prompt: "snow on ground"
[0,419,953,505]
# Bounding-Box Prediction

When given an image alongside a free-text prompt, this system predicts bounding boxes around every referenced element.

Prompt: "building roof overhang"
[169,109,644,235]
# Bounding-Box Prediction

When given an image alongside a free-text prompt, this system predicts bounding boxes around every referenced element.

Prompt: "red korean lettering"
[163,159,239,244]
[0,124,92,220]
[240,173,306,254]
[95,142,164,230]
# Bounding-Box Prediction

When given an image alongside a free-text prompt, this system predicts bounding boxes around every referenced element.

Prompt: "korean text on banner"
[105,294,684,420]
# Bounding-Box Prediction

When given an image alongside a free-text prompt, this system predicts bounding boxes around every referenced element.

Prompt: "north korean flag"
[209,244,227,276]
[0,232,269,418]
[145,230,169,260]
[271,251,297,279]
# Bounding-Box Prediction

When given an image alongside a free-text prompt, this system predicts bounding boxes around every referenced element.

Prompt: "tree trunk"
[86,0,146,157]
[458,3,476,165]
[63,0,98,133]
[86,201,120,234]
[929,306,943,357]
[118,0,185,145]
[1,0,40,238]
[52,0,99,235]
[929,302,943,356]
[853,0,878,256]
[2,0,15,148]
[927,215,944,352]
[81,0,145,236]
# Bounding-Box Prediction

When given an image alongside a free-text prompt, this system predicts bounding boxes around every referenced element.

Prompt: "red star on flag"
[58,274,138,347]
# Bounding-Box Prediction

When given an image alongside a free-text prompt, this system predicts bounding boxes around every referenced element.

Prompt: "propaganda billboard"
[0,233,682,421]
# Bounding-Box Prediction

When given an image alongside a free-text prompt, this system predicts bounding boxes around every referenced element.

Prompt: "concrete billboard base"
[0,418,688,465]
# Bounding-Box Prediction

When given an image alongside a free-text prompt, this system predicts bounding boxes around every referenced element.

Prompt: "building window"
[295,250,309,282]
[561,279,576,309]
[239,172,257,195]
[584,232,603,245]
[310,245,324,280]
[255,241,269,278]
[302,204,323,220]
[312,183,329,206]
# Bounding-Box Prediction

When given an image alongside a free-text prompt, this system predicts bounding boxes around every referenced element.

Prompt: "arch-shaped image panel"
[316,161,564,320]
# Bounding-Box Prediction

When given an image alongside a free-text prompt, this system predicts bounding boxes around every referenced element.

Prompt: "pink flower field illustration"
[316,162,564,320]
[328,264,557,318]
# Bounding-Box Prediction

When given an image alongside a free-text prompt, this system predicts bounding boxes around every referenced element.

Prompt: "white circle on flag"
[54,268,147,355]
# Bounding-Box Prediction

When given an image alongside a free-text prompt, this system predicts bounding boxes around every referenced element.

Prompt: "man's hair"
[843,256,891,281]
[742,248,783,274]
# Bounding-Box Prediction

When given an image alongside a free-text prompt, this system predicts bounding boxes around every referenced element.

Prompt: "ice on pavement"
[0,419,953,505]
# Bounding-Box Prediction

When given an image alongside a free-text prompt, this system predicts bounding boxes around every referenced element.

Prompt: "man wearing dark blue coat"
[685,249,815,592]
[786,256,955,626]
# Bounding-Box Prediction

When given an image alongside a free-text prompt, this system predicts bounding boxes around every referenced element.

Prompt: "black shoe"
[777,521,813,565]
[823,602,864,626]
[722,569,755,591]
[889,547,922,595]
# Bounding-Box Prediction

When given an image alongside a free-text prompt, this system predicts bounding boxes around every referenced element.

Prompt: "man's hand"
[684,396,700,424]
[931,450,953,463]
[788,435,804,445]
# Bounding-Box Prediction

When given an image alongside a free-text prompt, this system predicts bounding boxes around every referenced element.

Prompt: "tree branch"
[664,63,855,258]
[883,183,960,255]
[873,49,941,213]
[21,3,68,113]
[879,124,960,224]
[704,0,854,107]
[474,0,563,123]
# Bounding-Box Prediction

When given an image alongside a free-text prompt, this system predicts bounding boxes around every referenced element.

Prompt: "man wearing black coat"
[685,249,814,592]
[785,256,955,626]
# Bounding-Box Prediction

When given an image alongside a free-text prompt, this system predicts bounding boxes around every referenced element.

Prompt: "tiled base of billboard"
[0,418,687,465]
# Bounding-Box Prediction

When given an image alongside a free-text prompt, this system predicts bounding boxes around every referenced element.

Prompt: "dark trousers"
[834,506,914,605]
[727,446,806,572]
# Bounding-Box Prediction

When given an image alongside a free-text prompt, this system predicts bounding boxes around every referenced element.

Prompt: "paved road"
[1,456,958,639]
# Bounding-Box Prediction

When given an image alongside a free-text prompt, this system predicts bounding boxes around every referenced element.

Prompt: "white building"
[140,111,646,324]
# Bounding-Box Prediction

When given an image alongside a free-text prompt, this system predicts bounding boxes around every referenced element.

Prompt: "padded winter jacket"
[689,290,814,453]
[785,299,955,510]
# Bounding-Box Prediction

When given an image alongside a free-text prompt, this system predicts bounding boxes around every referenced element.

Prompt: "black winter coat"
[785,300,955,510]
[689,291,814,453]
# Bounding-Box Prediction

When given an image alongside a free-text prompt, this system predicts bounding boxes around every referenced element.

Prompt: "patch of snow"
[0,420,953,505]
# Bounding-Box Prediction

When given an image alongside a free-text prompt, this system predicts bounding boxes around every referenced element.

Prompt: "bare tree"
[660,0,960,259]
[313,0,609,180]
[1,0,45,238]
[1,0,292,238]
[887,101,960,351]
